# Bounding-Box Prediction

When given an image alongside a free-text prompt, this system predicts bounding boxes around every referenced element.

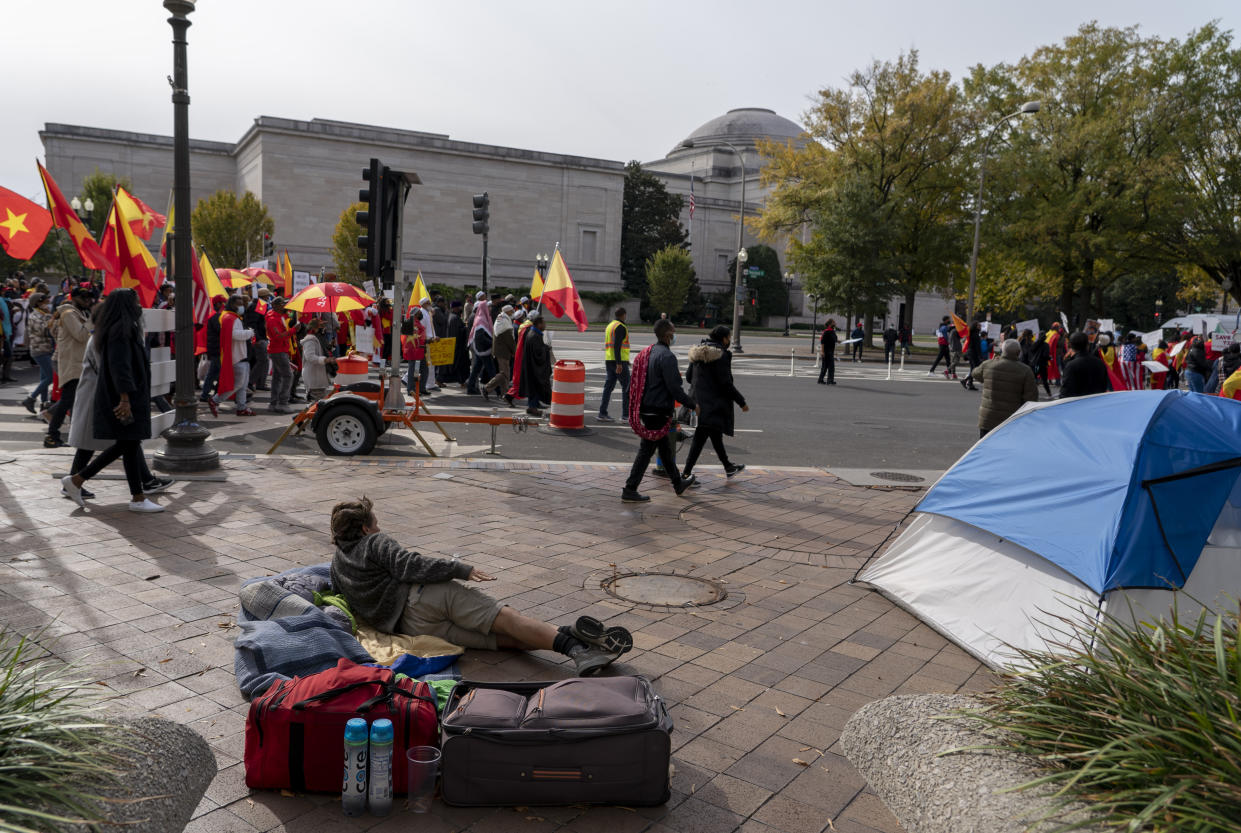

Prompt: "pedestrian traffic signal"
[357,158,385,277]
[472,193,489,236]
[262,232,274,258]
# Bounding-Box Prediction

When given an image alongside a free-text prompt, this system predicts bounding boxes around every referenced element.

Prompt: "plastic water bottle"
[368,718,393,817]
[342,718,369,817]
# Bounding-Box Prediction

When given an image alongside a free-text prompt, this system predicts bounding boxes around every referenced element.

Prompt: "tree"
[967,24,1185,324]
[1145,24,1241,308]
[331,202,366,286]
[791,175,896,328]
[190,190,274,268]
[757,50,970,332]
[724,244,784,326]
[621,161,686,306]
[645,246,695,320]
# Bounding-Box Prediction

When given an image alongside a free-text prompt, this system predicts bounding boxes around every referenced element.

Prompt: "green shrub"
[0,629,124,832]
[970,604,1241,832]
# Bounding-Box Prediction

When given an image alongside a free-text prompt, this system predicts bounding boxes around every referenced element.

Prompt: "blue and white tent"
[859,391,1241,668]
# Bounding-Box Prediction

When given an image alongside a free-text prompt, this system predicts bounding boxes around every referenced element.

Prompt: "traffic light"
[262,232,274,258]
[472,192,489,235]
[357,158,385,277]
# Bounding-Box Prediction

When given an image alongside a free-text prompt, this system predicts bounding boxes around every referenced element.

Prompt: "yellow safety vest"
[604,319,630,362]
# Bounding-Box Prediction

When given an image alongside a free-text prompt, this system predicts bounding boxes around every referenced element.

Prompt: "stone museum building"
[41,107,954,330]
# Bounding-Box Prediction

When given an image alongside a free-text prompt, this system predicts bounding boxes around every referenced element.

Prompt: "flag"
[406,271,430,309]
[530,268,544,301]
[37,162,117,274]
[688,173,696,220]
[951,313,970,352]
[113,186,166,240]
[540,249,588,332]
[0,186,54,260]
[104,197,161,306]
[280,249,293,296]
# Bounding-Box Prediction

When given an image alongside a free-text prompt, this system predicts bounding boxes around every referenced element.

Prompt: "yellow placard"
[427,337,456,366]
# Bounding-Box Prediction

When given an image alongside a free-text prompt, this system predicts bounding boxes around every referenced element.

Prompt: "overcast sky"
[4,1,1236,205]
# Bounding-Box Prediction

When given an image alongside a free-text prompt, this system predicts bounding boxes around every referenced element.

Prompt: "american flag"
[688,173,696,220]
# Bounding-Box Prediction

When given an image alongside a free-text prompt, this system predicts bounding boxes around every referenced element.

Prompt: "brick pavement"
[0,450,994,833]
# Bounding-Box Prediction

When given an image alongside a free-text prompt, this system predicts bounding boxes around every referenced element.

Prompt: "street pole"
[155,0,218,473]
[966,101,1040,326]
[728,142,748,353]
[783,273,793,337]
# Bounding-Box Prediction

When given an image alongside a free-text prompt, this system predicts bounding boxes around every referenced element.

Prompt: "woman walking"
[680,325,748,481]
[21,293,55,414]
[61,288,164,513]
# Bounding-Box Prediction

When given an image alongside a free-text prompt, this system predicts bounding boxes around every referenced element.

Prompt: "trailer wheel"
[315,404,377,456]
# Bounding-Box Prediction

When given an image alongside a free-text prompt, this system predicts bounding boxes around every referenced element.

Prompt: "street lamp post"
[783,271,794,336]
[534,253,549,310]
[154,0,217,473]
[680,138,748,352]
[966,100,1040,325]
[69,197,95,281]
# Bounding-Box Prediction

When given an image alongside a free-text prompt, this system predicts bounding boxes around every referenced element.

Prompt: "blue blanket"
[234,564,459,700]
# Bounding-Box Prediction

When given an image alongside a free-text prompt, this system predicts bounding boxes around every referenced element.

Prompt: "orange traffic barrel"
[542,359,592,436]
[334,356,370,387]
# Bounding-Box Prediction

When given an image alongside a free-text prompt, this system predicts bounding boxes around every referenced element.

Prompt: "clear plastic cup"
[405,746,440,813]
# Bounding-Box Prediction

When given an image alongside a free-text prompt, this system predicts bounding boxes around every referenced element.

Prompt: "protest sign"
[428,337,457,366]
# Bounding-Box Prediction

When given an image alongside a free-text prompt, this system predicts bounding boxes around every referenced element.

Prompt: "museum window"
[581,228,598,263]
[717,253,729,280]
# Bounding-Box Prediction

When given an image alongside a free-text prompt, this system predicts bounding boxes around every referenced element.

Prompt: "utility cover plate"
[602,573,727,607]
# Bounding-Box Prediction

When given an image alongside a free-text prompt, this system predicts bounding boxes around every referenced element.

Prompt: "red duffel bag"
[244,658,439,793]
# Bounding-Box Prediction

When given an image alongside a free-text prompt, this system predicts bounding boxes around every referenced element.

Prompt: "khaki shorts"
[399,581,502,650]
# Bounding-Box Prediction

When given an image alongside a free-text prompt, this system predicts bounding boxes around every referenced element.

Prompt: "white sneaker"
[128,499,165,514]
[61,475,87,510]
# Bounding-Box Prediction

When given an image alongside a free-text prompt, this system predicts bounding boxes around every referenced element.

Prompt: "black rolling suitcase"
[439,675,672,806]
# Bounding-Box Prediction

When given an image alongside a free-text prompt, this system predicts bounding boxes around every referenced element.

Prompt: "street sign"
[747,267,764,276]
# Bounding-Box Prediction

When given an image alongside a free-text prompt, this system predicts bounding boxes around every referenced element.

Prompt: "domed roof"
[677,107,804,152]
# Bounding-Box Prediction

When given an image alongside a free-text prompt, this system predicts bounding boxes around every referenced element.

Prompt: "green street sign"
[747,267,764,276]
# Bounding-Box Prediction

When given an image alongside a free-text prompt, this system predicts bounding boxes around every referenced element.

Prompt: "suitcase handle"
[529,767,585,782]
[358,682,439,713]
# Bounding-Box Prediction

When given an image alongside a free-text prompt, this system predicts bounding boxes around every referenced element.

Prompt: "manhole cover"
[869,471,925,483]
[601,573,727,607]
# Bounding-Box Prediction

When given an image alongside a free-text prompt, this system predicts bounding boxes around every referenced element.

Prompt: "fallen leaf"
[280,790,294,797]
[514,806,528,812]
[821,766,831,773]
[826,820,837,832]
[246,799,254,807]
[132,668,146,678]
[159,658,173,664]
[617,806,636,812]
[730,705,745,711]
[188,649,195,654]
[525,817,544,822]
[217,622,231,628]
[792,758,811,767]
[690,784,696,794]
[800,746,813,752]
[778,580,787,584]
[775,707,787,717]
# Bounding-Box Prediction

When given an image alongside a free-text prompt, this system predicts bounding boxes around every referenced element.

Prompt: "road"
[0,329,1001,471]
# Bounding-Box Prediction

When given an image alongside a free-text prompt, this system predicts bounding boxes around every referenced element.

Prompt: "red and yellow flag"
[530,267,544,301]
[103,197,161,306]
[0,186,54,260]
[951,313,970,352]
[540,249,588,332]
[36,162,117,274]
[279,249,293,296]
[113,187,166,240]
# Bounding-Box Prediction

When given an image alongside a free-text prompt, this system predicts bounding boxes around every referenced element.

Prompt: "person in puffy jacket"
[973,339,1038,437]
[681,326,748,481]
[1184,338,1211,393]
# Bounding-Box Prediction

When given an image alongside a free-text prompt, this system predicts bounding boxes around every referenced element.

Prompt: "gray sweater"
[330,532,474,632]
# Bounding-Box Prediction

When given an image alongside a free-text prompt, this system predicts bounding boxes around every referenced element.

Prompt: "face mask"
[669,334,676,346]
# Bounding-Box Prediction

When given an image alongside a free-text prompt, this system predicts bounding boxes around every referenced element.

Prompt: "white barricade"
[142,308,177,437]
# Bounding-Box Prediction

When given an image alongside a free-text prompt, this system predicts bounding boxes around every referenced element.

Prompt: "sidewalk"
[0,451,992,833]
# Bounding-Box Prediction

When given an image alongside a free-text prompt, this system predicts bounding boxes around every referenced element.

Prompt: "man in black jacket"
[245,289,270,391]
[1059,332,1110,398]
[622,319,698,502]
[198,296,227,408]
[818,320,838,384]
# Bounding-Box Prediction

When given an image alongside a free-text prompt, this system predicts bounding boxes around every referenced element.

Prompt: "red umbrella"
[215,268,254,289]
[241,267,280,286]
[286,281,377,313]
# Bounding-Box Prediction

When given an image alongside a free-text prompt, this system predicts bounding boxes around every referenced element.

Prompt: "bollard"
[540,359,592,436]
[789,348,796,377]
[900,351,905,373]
[886,354,892,381]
